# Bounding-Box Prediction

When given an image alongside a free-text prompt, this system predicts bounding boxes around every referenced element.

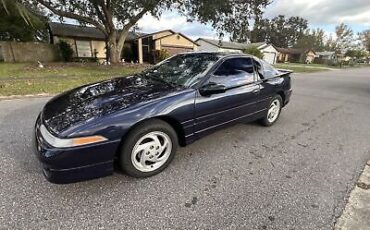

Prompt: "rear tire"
[260,95,283,127]
[120,119,178,178]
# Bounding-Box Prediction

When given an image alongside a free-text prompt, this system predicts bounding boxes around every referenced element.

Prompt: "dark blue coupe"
[34,52,292,183]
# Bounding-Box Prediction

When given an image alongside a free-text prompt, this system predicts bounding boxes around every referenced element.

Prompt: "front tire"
[260,95,283,126]
[120,119,178,178]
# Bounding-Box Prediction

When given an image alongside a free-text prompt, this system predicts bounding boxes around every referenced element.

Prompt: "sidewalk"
[335,160,370,230]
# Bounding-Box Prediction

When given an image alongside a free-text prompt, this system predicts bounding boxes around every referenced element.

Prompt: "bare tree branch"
[117,7,149,47]
[91,2,110,34]
[100,0,114,30]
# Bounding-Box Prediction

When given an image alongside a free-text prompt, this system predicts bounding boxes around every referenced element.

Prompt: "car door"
[194,57,260,136]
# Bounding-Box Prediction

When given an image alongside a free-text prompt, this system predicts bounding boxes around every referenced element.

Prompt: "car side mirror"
[199,82,226,96]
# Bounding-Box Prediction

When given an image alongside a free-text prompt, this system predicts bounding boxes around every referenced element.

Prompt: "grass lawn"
[273,63,332,73]
[0,63,148,96]
[274,63,370,73]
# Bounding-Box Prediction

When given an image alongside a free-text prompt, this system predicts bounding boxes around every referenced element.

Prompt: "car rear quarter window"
[260,60,280,79]
[211,57,255,88]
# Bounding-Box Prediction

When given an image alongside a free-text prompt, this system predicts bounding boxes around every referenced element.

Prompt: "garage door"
[263,52,276,64]
[162,46,193,56]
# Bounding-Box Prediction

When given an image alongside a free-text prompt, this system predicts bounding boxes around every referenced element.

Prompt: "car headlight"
[40,125,108,148]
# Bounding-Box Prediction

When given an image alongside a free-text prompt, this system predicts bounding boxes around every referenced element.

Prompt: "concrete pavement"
[335,160,370,230]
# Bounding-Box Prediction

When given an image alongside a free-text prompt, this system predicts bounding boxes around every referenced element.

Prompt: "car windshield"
[140,53,221,87]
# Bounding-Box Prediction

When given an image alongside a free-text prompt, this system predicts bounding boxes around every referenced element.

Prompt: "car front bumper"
[33,116,121,184]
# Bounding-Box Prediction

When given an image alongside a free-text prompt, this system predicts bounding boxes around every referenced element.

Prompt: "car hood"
[42,75,180,135]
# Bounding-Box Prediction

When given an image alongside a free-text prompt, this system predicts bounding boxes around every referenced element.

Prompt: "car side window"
[211,58,255,88]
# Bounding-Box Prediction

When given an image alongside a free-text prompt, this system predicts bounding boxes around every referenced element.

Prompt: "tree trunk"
[107,30,128,64]
[110,44,121,63]
[106,31,118,63]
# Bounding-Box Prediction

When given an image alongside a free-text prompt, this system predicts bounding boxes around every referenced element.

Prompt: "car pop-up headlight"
[40,125,108,148]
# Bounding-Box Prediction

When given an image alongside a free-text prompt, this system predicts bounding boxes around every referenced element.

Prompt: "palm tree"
[1,0,41,26]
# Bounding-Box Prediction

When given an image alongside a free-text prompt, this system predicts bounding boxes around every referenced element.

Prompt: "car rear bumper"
[33,116,121,184]
[283,89,292,106]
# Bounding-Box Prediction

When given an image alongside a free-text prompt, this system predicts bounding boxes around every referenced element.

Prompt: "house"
[136,30,198,63]
[316,51,337,61]
[49,22,139,60]
[249,42,279,64]
[276,48,316,64]
[49,22,198,63]
[196,38,246,53]
[195,38,279,64]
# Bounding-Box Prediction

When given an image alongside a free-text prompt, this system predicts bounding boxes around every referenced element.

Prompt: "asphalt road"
[1,68,370,230]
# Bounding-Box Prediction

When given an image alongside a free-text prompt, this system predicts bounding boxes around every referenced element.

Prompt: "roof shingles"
[196,38,268,51]
[49,22,144,41]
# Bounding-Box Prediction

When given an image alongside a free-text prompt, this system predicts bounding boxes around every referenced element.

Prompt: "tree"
[294,28,326,51]
[285,16,308,47]
[359,30,370,52]
[34,0,270,63]
[294,33,315,50]
[0,0,47,41]
[247,15,308,47]
[249,18,270,43]
[333,23,354,53]
[311,28,326,51]
[58,40,74,61]
[324,34,336,52]
[243,46,263,59]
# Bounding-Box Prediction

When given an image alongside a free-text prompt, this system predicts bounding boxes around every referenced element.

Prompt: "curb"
[335,161,370,229]
[0,93,53,101]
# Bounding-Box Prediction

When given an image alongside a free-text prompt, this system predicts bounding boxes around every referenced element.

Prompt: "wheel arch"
[114,116,187,159]
[276,91,285,106]
[154,116,187,147]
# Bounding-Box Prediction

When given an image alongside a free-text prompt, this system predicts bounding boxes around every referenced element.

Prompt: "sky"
[136,0,370,41]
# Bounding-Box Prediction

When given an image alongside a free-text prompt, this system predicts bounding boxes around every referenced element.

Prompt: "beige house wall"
[91,40,106,58]
[277,53,289,63]
[306,50,316,63]
[154,39,161,50]
[160,34,197,49]
[156,34,197,50]
[152,31,173,40]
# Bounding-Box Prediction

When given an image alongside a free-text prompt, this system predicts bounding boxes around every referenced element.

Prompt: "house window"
[76,40,92,57]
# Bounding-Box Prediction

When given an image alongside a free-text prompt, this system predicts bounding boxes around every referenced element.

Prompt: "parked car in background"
[33,52,292,183]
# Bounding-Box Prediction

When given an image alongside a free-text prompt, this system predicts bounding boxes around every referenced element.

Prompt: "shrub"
[327,60,340,67]
[58,40,74,62]
[152,49,171,63]
[72,57,98,63]
[243,46,264,59]
[122,46,134,62]
[158,49,170,62]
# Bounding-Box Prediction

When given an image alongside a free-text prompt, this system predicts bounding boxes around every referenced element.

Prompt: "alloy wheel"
[267,99,281,123]
[131,131,172,172]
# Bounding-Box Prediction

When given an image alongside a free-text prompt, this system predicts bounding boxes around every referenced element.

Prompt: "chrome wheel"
[267,99,281,123]
[131,131,172,172]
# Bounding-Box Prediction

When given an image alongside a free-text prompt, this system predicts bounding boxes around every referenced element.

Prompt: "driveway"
[1,68,370,229]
